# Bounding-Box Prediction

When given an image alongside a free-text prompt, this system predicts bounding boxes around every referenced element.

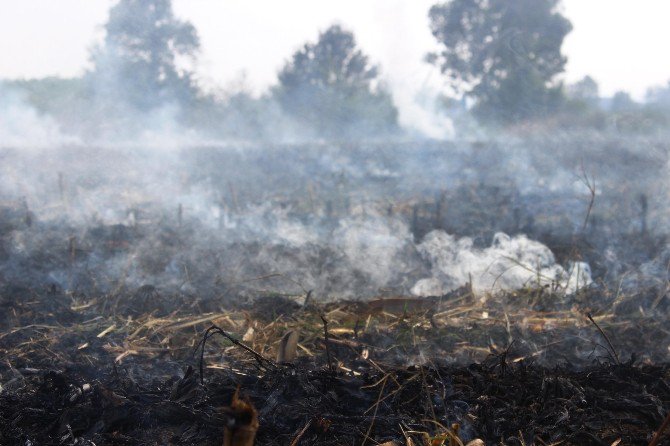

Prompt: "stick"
[303,289,313,307]
[68,236,76,288]
[361,375,388,446]
[228,181,239,212]
[320,315,334,374]
[639,193,648,235]
[196,325,277,384]
[289,419,313,446]
[649,410,670,446]
[411,204,419,240]
[578,161,596,233]
[586,313,620,365]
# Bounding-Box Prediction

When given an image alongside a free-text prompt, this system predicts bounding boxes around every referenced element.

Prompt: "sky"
[0,0,669,102]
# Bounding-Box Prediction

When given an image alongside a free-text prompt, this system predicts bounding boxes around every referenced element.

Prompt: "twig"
[303,289,313,307]
[419,365,437,421]
[320,315,334,374]
[226,273,309,294]
[649,410,670,446]
[578,161,596,233]
[490,255,559,292]
[228,181,239,212]
[289,419,313,446]
[586,313,620,365]
[361,374,388,446]
[196,325,277,384]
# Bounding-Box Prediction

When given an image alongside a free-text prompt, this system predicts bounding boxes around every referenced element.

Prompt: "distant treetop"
[428,0,572,125]
[90,0,200,112]
[275,24,398,139]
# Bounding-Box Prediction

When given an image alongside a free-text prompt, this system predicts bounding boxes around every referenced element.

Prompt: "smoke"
[3,58,670,303]
[0,83,80,148]
[0,10,668,303]
[391,85,456,139]
[0,193,592,300]
[412,231,591,295]
[3,123,670,302]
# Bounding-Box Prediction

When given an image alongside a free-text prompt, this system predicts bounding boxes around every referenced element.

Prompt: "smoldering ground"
[2,71,670,303]
[1,129,669,302]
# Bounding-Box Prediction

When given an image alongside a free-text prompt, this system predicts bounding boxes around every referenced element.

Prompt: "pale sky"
[0,0,669,101]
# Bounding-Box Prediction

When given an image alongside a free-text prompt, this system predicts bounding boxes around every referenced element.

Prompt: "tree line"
[5,0,670,140]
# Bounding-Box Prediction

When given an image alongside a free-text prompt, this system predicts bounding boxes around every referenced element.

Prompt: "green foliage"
[89,0,200,112]
[274,25,399,139]
[428,0,572,125]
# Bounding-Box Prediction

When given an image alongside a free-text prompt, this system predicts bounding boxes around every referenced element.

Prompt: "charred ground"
[1,286,669,445]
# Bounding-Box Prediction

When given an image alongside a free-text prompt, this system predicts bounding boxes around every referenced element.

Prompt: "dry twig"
[586,313,620,365]
[196,325,277,383]
[649,410,670,446]
[320,315,335,373]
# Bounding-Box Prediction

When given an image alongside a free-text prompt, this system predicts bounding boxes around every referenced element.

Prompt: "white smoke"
[412,231,592,296]
[335,216,414,286]
[0,84,80,148]
[0,134,597,299]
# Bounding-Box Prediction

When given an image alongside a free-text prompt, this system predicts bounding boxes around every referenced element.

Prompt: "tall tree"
[275,25,398,138]
[428,0,572,124]
[90,0,200,111]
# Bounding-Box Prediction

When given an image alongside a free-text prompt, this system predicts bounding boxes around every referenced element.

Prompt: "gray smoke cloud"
[0,83,80,148]
[2,59,669,303]
[0,117,620,302]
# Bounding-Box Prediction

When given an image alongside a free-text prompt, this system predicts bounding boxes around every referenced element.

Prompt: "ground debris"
[1,291,670,445]
[1,357,668,445]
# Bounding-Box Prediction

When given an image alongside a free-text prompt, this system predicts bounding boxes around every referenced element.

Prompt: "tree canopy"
[90,0,200,112]
[646,81,670,109]
[428,0,572,124]
[275,25,398,138]
[567,76,599,104]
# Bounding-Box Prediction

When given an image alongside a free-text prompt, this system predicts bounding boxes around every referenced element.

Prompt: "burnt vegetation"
[1,283,670,445]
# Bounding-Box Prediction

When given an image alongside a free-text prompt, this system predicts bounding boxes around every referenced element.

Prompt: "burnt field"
[1,289,670,445]
[1,137,670,445]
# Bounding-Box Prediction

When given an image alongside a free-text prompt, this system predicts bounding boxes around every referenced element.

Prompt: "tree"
[646,81,670,109]
[90,0,200,112]
[275,25,398,138]
[559,75,605,129]
[428,0,572,124]
[567,75,599,105]
[610,91,636,112]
